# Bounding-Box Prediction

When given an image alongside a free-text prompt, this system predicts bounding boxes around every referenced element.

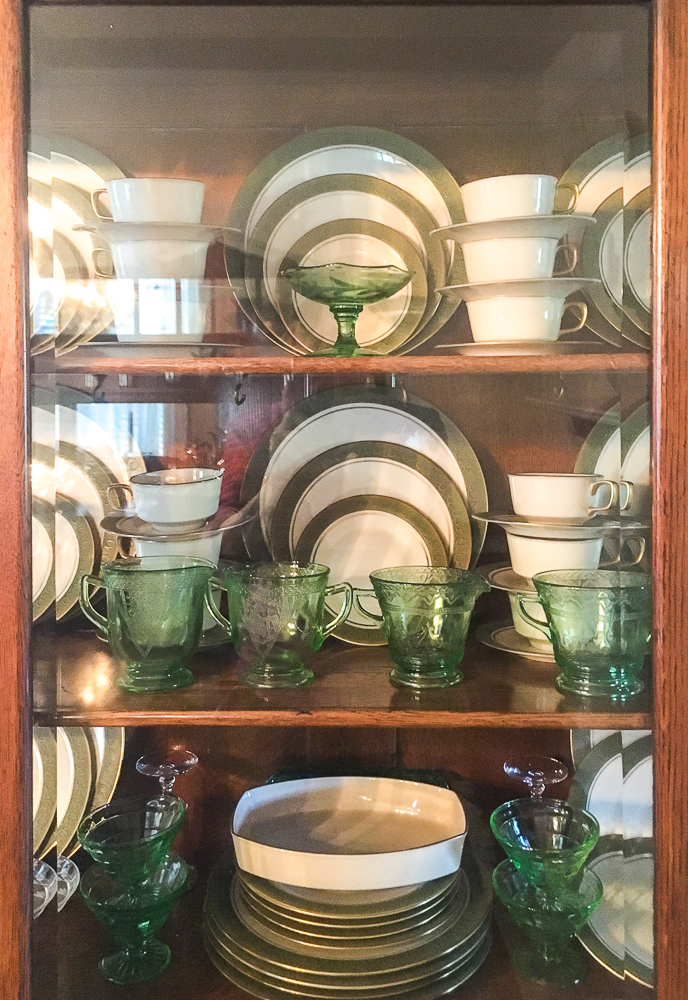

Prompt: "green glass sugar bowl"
[355,566,490,689]
[281,262,412,357]
[80,852,189,984]
[493,859,603,988]
[77,794,186,889]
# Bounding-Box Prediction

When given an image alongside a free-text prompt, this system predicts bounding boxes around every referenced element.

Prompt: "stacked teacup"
[476,473,642,655]
[75,178,229,343]
[434,173,599,349]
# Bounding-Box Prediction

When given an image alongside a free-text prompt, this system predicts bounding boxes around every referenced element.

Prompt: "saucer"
[101,504,255,540]
[475,621,556,662]
[435,341,609,357]
[74,222,241,244]
[431,214,596,244]
[477,563,536,594]
[438,277,602,302]
[473,512,647,539]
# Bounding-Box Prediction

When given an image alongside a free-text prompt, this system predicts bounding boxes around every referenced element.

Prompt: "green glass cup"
[518,569,652,700]
[205,562,353,688]
[80,852,189,984]
[77,794,186,889]
[355,567,490,689]
[490,797,599,896]
[492,859,603,988]
[80,556,215,692]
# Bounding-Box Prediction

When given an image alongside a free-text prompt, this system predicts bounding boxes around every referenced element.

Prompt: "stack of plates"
[32,725,125,857]
[559,133,651,350]
[31,397,146,621]
[226,127,466,356]
[204,850,492,1000]
[240,384,487,644]
[28,134,126,356]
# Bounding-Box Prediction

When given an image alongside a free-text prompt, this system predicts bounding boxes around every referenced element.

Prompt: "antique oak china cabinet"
[0,0,686,998]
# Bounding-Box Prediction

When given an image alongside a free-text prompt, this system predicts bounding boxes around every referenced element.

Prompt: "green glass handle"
[353,588,384,624]
[517,595,551,639]
[204,578,232,633]
[321,583,354,638]
[79,573,108,635]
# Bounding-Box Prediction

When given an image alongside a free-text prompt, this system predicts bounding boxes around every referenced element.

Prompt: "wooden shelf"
[35,628,652,729]
[45,352,650,376]
[33,861,648,1000]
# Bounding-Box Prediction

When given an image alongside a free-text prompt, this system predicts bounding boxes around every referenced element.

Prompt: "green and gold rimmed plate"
[30,132,126,192]
[42,727,93,858]
[622,838,654,988]
[578,188,624,347]
[269,440,471,570]
[88,727,126,816]
[243,173,454,356]
[274,219,430,355]
[238,869,458,923]
[32,495,55,622]
[33,727,57,855]
[574,403,621,479]
[241,385,487,565]
[623,185,652,347]
[55,493,100,620]
[293,495,448,645]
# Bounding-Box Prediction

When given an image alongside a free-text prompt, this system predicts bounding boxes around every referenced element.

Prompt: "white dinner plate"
[54,508,80,603]
[32,512,52,604]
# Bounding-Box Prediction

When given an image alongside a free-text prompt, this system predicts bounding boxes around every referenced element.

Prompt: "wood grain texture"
[0,0,31,996]
[653,1,688,997]
[49,352,650,376]
[36,628,652,729]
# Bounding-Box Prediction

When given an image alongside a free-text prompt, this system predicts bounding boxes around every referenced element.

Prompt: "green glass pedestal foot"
[116,662,196,693]
[390,664,464,689]
[99,938,171,985]
[511,940,590,989]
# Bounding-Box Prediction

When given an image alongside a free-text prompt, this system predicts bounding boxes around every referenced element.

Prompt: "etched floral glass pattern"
[368,567,490,689]
[529,570,652,700]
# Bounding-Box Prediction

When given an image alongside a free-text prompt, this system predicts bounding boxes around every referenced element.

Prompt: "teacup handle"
[589,479,619,514]
[560,301,587,335]
[354,588,384,624]
[620,480,634,512]
[91,188,113,220]
[553,244,578,276]
[321,583,354,638]
[601,534,647,567]
[106,483,134,511]
[204,578,232,634]
[517,595,551,639]
[555,181,579,214]
[92,247,115,279]
[79,573,108,635]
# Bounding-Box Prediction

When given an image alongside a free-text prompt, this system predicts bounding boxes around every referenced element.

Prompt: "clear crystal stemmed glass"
[136,748,199,796]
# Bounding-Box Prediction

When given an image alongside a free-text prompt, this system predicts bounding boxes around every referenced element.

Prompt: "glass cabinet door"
[28,4,654,998]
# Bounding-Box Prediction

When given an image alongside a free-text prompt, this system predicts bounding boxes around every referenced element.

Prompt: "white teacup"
[108,468,224,531]
[92,178,205,224]
[509,473,626,520]
[461,239,576,284]
[505,531,604,580]
[96,239,210,280]
[508,592,552,650]
[466,296,587,342]
[460,174,575,224]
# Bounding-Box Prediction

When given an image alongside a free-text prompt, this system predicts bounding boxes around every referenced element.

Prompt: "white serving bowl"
[232,776,467,890]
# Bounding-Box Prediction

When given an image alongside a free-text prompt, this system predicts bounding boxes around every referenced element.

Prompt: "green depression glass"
[492,859,603,988]
[281,263,412,357]
[356,567,490,689]
[490,798,599,896]
[519,569,652,700]
[80,852,189,984]
[78,794,186,889]
[205,562,353,688]
[80,555,215,692]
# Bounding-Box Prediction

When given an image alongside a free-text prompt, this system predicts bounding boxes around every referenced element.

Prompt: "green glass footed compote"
[80,852,189,984]
[281,263,413,357]
[493,859,603,988]
[77,794,186,890]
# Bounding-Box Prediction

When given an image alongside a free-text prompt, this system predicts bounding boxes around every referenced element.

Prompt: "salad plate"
[32,495,54,621]
[474,622,555,662]
[33,727,56,855]
[623,185,652,344]
[55,493,99,620]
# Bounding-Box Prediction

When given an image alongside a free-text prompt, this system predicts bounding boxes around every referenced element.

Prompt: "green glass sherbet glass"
[281,263,412,357]
[80,852,189,984]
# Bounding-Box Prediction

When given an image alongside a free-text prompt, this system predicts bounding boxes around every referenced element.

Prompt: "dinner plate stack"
[240,384,487,644]
[204,853,492,1000]
[226,127,466,355]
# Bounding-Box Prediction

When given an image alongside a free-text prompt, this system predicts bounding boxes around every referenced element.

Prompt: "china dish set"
[29,130,652,355]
